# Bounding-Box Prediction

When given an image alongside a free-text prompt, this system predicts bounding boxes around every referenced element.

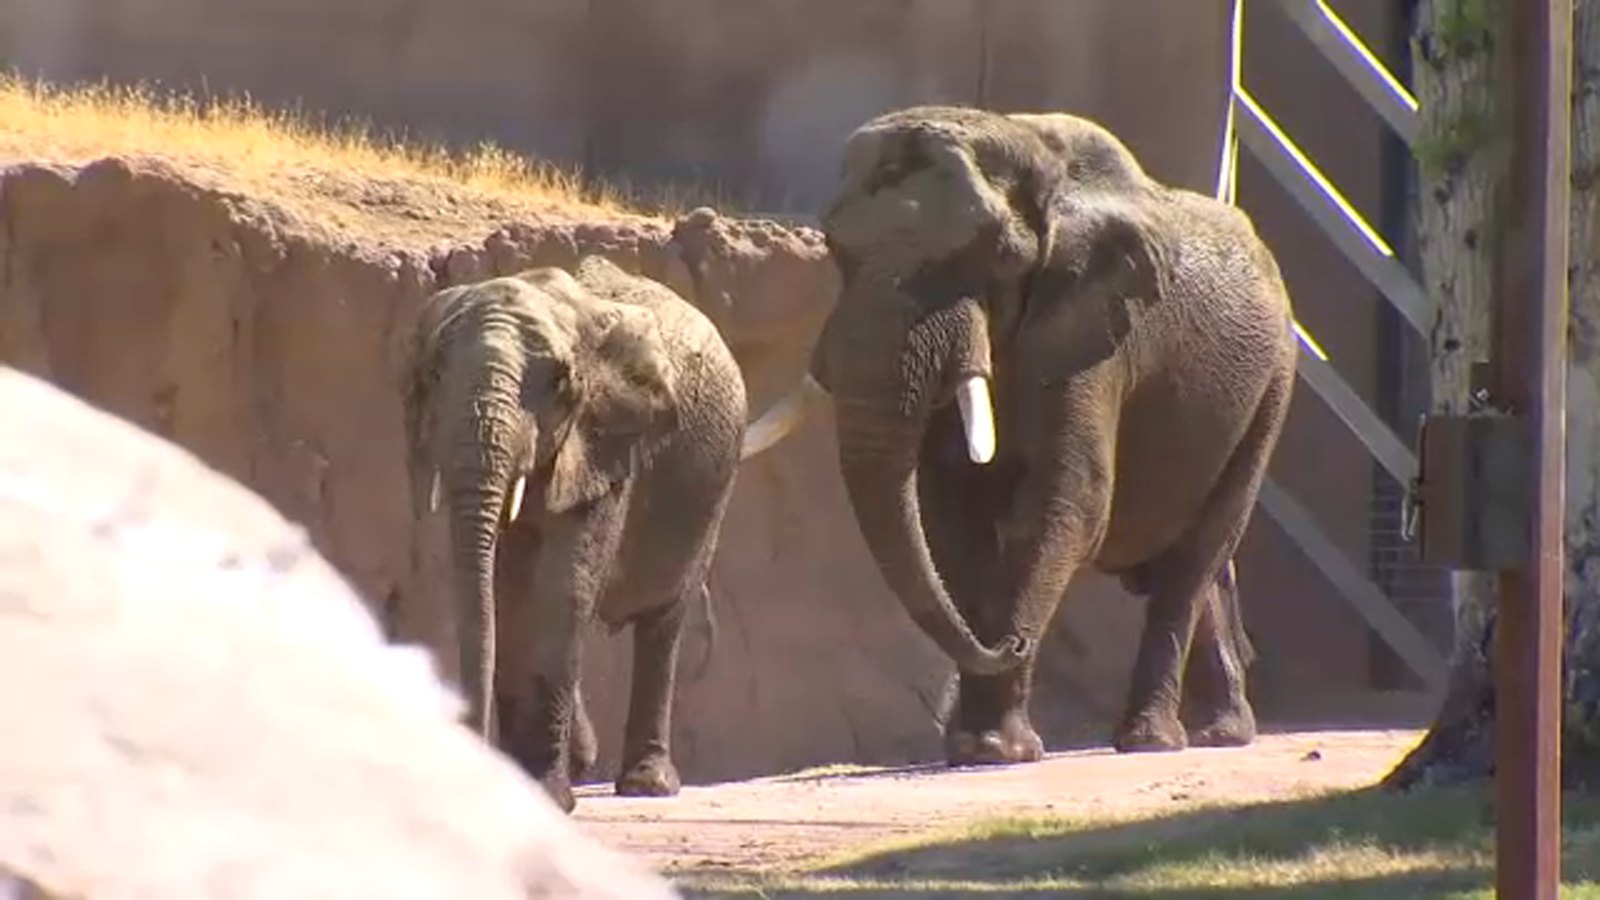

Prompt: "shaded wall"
[0,0,1232,206]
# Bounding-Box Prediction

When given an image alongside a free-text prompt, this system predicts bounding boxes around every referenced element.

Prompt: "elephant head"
[401,268,680,734]
[743,107,1166,675]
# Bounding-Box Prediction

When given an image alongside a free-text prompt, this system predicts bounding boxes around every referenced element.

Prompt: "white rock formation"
[0,367,678,900]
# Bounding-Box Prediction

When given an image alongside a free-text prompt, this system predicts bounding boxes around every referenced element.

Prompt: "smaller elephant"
[402,256,749,812]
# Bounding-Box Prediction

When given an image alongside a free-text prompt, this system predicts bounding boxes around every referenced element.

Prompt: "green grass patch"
[679,786,1600,898]
[759,763,909,784]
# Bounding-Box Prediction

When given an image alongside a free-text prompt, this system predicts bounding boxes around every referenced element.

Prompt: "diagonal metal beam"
[1295,343,1417,483]
[1255,477,1448,690]
[1234,91,1435,337]
[1217,1,1444,697]
[1270,0,1421,146]
[1215,0,1246,204]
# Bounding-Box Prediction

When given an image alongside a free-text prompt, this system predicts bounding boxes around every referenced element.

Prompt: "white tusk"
[740,374,830,461]
[506,475,527,523]
[955,376,996,464]
[427,470,441,514]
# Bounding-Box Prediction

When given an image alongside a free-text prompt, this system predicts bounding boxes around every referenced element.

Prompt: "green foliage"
[1408,0,1505,182]
[1421,0,1499,67]
[1416,108,1497,180]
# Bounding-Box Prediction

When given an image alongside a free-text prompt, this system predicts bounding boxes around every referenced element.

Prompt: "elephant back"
[571,255,747,452]
[1008,112,1148,190]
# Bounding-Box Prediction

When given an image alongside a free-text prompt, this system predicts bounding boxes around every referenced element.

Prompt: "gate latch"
[1408,382,1532,571]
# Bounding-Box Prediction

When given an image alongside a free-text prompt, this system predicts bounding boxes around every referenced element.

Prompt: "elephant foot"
[946,712,1044,766]
[615,753,681,798]
[540,774,577,814]
[1114,708,1188,753]
[501,735,581,809]
[1187,696,1257,748]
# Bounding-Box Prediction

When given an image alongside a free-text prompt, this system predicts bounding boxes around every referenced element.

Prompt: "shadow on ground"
[712,722,1431,790]
[678,785,1600,898]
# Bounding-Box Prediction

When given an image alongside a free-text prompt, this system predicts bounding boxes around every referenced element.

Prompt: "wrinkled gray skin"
[402,256,746,812]
[756,107,1296,763]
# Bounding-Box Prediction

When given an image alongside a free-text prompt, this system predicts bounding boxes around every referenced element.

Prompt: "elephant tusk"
[955,376,996,464]
[506,475,527,523]
[427,470,441,514]
[740,374,829,461]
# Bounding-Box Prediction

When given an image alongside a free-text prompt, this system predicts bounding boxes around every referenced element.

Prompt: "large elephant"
[746,108,1296,764]
[402,255,748,812]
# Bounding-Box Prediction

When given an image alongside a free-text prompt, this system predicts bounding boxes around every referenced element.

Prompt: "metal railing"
[1219,0,1448,689]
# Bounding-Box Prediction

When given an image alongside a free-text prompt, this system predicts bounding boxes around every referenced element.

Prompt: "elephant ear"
[544,306,680,515]
[1021,194,1168,376]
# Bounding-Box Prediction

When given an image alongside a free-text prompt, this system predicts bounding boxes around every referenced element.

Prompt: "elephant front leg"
[496,510,617,813]
[615,593,687,796]
[934,535,1048,767]
[1179,561,1257,747]
[916,427,1042,766]
[499,669,582,812]
[952,494,1097,767]
[946,657,1045,765]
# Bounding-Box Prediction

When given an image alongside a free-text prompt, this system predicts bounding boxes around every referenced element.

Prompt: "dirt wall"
[1,155,1149,784]
[0,0,1445,781]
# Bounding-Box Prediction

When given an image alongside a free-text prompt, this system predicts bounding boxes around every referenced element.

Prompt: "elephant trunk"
[443,374,527,738]
[824,286,1027,675]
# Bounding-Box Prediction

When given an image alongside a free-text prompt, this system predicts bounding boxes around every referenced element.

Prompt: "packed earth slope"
[575,729,1425,877]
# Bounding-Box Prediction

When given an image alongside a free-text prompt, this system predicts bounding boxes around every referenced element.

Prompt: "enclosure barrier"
[1217,0,1448,689]
[746,1,1448,690]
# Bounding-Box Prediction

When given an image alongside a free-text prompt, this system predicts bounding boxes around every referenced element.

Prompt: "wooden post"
[1491,2,1571,897]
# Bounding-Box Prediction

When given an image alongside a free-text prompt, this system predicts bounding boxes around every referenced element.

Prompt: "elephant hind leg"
[1179,561,1258,747]
[1114,367,1292,754]
[614,595,687,797]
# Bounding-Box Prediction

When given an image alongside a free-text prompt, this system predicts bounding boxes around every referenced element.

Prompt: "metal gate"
[1219,0,1448,690]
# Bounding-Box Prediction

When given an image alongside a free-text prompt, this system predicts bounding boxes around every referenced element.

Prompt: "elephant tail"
[687,576,719,684]
[1216,559,1257,669]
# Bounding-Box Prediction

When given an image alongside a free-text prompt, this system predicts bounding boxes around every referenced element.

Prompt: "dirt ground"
[573,728,1425,875]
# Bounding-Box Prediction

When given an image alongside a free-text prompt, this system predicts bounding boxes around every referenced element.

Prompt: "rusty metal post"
[1491,2,1571,897]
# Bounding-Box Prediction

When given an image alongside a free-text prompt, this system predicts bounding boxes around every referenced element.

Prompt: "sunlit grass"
[681,786,1600,898]
[760,762,892,783]
[0,71,640,217]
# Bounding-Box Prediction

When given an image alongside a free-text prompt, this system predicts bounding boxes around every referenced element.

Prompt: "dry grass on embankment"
[0,74,669,248]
